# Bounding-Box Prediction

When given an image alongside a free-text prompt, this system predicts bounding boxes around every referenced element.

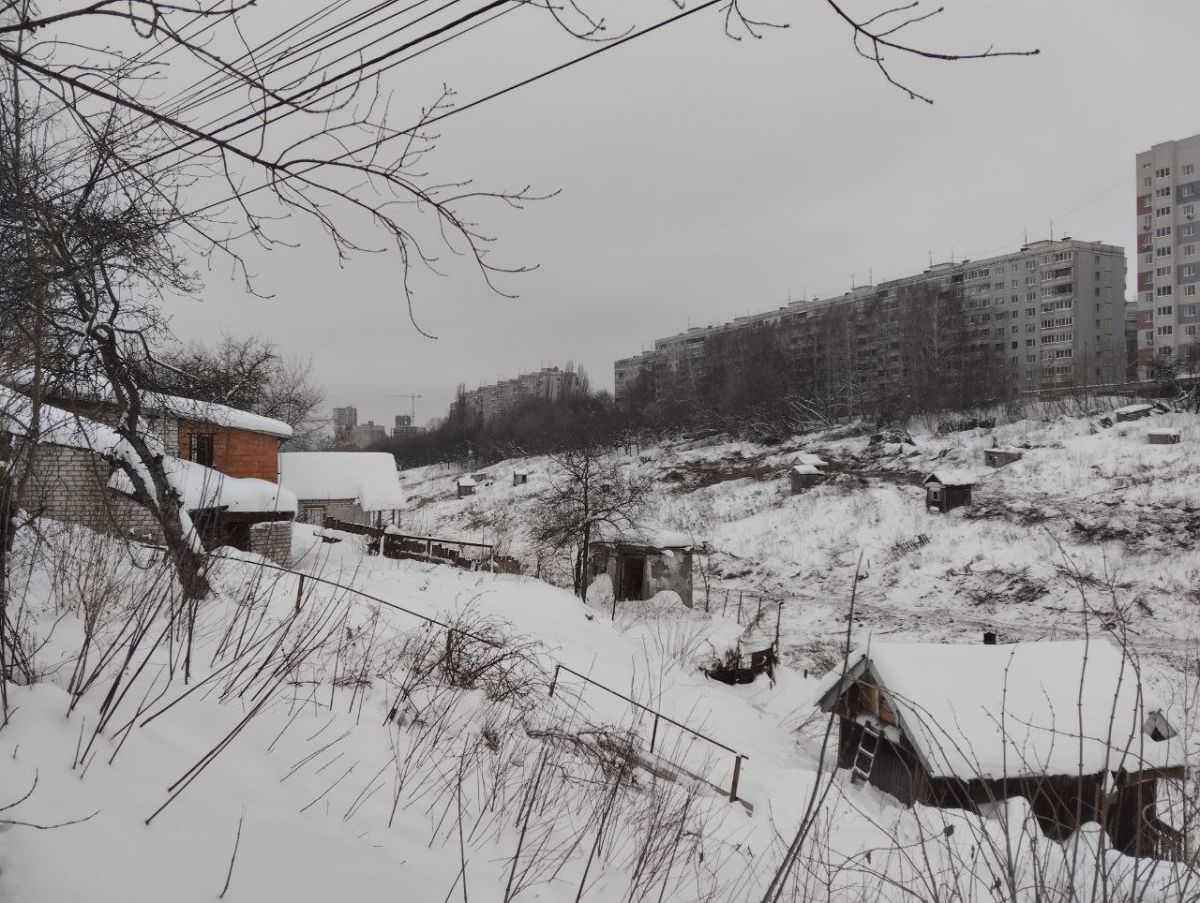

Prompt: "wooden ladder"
[850,720,881,785]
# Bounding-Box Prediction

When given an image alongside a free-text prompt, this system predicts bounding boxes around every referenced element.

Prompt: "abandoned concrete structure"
[924,470,975,512]
[588,528,694,607]
[1148,429,1181,445]
[513,468,529,486]
[815,639,1186,859]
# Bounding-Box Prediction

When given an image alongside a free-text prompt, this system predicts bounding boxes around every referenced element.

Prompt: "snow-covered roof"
[279,453,405,512]
[1148,428,1180,437]
[794,453,827,467]
[456,475,477,487]
[817,640,1183,780]
[144,393,293,439]
[924,469,977,487]
[514,468,530,476]
[111,457,296,514]
[596,523,694,549]
[792,464,822,475]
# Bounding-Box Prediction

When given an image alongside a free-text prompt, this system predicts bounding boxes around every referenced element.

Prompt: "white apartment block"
[615,238,1127,400]
[1135,133,1200,377]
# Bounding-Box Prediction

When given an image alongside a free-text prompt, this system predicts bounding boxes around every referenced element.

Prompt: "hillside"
[0,402,1197,901]
[401,403,1200,677]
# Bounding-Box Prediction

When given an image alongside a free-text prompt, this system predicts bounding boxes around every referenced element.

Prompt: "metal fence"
[325,518,521,574]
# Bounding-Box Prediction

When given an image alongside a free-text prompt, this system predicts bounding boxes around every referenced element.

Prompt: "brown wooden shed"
[814,640,1186,859]
[924,470,975,512]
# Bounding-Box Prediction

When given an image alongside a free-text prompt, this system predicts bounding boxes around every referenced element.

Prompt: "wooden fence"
[325,518,522,575]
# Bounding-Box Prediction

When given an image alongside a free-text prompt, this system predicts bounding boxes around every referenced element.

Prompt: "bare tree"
[531,443,648,599]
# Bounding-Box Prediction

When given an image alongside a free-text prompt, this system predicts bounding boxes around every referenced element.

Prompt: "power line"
[188,0,725,219]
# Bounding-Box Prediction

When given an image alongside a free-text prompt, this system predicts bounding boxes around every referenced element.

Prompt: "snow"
[794,453,828,467]
[110,455,297,513]
[1148,428,1181,438]
[924,468,978,487]
[279,452,404,511]
[143,392,293,439]
[456,475,477,487]
[792,463,821,475]
[1114,403,1155,417]
[820,640,1185,780]
[596,523,695,548]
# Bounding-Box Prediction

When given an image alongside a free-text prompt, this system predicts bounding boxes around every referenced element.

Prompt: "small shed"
[1148,429,1181,445]
[588,527,694,608]
[983,447,1024,468]
[456,475,477,498]
[706,627,777,685]
[814,639,1186,858]
[280,452,405,528]
[924,470,975,512]
[789,463,825,493]
[1114,403,1155,423]
[513,468,529,486]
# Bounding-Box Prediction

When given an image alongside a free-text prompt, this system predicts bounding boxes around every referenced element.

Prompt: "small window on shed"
[189,433,215,467]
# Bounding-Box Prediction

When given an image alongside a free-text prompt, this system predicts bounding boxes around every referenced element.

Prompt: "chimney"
[983,631,997,646]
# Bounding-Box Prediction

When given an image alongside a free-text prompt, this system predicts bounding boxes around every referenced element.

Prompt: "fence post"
[548,664,561,698]
[775,599,783,648]
[295,574,304,615]
[729,755,745,802]
[722,590,729,617]
[737,591,743,622]
[650,713,660,755]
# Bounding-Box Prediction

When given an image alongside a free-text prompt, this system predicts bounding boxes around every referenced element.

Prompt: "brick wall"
[249,520,292,564]
[177,420,281,482]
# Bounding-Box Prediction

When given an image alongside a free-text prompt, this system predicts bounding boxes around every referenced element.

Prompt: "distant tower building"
[348,420,387,448]
[392,414,419,440]
[333,405,358,438]
[1134,133,1200,378]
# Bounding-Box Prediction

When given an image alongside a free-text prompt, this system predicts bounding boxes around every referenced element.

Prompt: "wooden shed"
[513,468,529,486]
[588,527,694,608]
[814,640,1186,859]
[789,464,825,493]
[924,470,975,512]
[455,475,477,498]
[983,447,1024,468]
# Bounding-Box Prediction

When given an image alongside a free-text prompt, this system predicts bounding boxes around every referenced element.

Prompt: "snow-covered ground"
[401,405,1200,681]
[2,402,1198,901]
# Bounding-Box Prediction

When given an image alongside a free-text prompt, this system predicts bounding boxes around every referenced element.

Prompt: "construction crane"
[385,393,422,424]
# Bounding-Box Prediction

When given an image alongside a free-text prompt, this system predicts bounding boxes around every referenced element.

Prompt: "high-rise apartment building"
[332,405,358,438]
[615,238,1126,402]
[392,415,420,440]
[1134,133,1200,377]
[449,366,587,422]
[348,420,387,448]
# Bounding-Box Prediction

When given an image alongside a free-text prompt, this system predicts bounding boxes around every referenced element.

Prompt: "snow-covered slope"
[399,406,1200,678]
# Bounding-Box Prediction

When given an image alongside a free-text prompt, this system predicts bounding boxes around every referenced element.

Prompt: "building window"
[1184,264,1197,278]
[189,433,215,467]
[1157,206,1172,217]
[1186,164,1196,176]
[1157,325,1173,336]
[1156,186,1172,198]
[1185,185,1197,198]
[1186,286,1198,297]
[1156,265,1172,277]
[1156,167,1171,179]
[1156,286,1174,297]
[1157,306,1173,316]
[1157,246,1172,258]
[1156,226,1173,237]
[1187,325,1198,336]
[1186,245,1196,257]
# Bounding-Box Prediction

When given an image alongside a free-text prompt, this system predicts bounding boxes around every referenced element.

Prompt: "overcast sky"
[160,0,1197,427]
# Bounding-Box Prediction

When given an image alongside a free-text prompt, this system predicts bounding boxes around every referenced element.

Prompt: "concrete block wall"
[249,520,292,564]
[17,444,163,542]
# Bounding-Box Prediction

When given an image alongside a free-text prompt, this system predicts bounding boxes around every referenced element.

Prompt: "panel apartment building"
[450,366,587,422]
[1134,133,1200,377]
[615,238,1126,402]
